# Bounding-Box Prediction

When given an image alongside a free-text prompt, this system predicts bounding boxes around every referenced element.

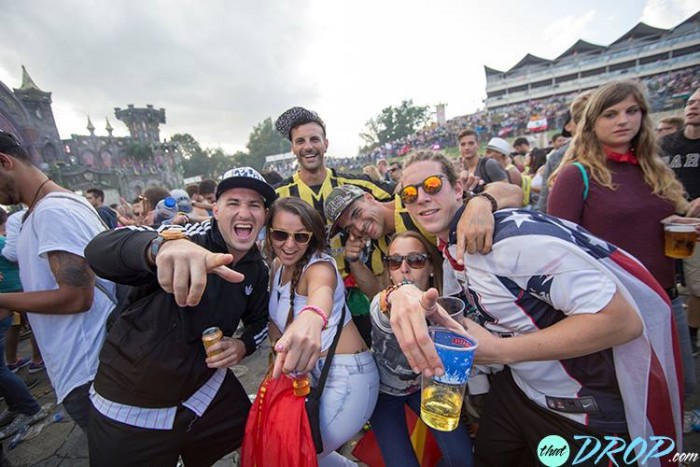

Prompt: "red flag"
[242,374,319,467]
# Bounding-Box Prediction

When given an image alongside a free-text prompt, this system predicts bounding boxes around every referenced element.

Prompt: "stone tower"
[114,104,166,144]
[13,66,65,164]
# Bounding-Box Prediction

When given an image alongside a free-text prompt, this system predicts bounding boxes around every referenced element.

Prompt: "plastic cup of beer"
[420,327,478,431]
[663,223,698,259]
[202,326,223,357]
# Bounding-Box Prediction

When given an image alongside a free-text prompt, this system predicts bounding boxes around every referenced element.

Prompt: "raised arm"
[465,289,643,365]
[456,181,523,257]
[272,261,336,378]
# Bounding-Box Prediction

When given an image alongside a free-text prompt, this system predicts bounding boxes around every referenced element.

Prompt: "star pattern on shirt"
[499,211,538,229]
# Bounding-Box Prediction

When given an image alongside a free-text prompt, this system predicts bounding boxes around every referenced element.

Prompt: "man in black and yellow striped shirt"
[274,107,392,273]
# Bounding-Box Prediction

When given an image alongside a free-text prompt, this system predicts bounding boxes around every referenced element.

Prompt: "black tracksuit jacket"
[84,221,269,407]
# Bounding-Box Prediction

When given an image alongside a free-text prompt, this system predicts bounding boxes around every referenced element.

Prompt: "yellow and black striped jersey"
[275,168,393,278]
[275,168,393,221]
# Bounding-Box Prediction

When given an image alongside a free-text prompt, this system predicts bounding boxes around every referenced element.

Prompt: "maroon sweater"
[548,161,675,288]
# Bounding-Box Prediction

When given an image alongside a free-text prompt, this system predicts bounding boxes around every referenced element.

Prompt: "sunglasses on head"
[400,175,445,205]
[384,252,429,270]
[269,228,312,244]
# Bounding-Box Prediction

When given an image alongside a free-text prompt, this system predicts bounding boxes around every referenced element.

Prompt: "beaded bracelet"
[300,305,329,329]
[473,192,498,213]
[379,280,413,314]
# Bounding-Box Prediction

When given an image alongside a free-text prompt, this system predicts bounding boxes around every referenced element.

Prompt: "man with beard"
[84,167,272,466]
[0,131,114,433]
[662,88,700,356]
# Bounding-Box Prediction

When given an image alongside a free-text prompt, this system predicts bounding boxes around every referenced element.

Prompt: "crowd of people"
[0,80,697,466]
[359,65,699,163]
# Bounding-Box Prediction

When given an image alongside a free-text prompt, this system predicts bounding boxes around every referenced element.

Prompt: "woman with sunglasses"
[266,197,379,466]
[368,231,474,467]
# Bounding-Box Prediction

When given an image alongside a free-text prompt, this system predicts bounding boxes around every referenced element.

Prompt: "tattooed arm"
[0,251,95,314]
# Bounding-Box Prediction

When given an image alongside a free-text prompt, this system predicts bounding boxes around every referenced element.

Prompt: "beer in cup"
[663,223,698,259]
[421,327,477,431]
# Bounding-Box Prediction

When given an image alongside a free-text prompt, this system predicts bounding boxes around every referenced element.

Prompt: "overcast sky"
[0,0,696,157]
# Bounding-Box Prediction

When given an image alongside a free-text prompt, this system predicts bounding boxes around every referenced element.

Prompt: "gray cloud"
[0,0,319,148]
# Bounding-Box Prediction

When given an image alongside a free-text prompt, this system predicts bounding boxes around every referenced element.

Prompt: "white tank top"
[268,253,351,352]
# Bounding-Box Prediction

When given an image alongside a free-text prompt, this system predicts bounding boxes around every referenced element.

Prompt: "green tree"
[245,118,290,170]
[360,100,431,150]
[171,133,231,179]
[207,148,234,179]
[170,133,204,160]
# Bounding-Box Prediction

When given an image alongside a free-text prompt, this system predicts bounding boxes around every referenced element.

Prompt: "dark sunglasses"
[269,228,312,244]
[400,175,445,205]
[384,252,429,270]
[388,167,400,173]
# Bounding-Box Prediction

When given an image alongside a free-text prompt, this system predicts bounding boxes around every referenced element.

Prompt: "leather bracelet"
[300,305,329,329]
[472,192,498,213]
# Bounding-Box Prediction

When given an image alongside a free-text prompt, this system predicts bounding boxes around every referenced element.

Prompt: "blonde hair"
[550,80,687,212]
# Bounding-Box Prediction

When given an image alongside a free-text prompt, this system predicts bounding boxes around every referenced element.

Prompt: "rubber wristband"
[300,305,329,329]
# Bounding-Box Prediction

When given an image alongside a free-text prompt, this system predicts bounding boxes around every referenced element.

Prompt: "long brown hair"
[266,198,327,324]
[550,80,687,212]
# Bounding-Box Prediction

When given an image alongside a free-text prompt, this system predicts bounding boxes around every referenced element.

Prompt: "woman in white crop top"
[266,197,379,467]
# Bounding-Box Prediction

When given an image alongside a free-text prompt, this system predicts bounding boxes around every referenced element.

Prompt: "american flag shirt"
[443,207,682,462]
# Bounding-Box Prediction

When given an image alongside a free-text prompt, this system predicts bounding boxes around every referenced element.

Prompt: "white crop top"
[269,253,351,352]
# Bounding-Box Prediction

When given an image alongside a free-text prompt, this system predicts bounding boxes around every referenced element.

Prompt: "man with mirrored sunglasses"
[386,150,682,465]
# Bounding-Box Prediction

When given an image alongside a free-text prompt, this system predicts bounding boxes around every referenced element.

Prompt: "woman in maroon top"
[547,80,697,396]
[548,80,688,290]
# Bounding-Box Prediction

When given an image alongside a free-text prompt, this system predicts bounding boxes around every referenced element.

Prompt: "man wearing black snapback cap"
[85,167,274,466]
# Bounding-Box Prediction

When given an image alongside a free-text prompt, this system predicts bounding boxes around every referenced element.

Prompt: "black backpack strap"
[477,157,491,185]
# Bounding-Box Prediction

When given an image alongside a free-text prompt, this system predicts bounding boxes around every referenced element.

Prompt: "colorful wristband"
[300,305,329,329]
[379,280,413,314]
